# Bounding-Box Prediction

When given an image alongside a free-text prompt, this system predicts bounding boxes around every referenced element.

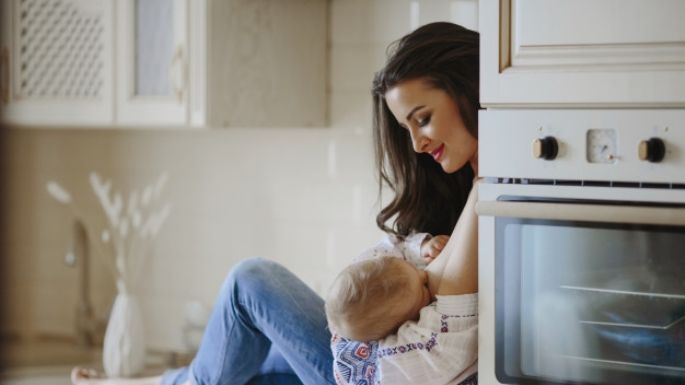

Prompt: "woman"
[72,21,479,385]
[330,22,479,385]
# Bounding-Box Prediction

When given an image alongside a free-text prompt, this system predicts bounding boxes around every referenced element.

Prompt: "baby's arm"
[424,184,478,296]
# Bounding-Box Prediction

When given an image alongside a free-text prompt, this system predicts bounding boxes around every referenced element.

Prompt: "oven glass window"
[496,218,685,385]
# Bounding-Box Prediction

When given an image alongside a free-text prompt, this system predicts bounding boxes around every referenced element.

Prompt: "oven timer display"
[586,128,617,164]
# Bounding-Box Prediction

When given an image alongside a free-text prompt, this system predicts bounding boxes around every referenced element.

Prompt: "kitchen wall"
[0,0,478,353]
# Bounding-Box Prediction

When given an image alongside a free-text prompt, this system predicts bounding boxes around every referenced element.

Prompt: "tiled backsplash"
[0,0,478,352]
[1,127,385,351]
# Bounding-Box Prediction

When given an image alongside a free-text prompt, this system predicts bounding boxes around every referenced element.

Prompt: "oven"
[476,109,685,385]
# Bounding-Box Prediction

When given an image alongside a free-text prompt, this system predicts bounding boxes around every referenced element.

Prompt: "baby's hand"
[421,235,449,263]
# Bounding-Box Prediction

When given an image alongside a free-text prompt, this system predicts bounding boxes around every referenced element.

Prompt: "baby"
[325,254,434,341]
[325,186,479,385]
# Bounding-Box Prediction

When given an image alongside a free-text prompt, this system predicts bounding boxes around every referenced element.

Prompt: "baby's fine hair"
[325,256,413,341]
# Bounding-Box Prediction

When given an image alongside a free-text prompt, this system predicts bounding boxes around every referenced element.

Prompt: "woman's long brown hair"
[372,22,479,237]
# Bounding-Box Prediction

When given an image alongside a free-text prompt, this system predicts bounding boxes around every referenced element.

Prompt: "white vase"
[103,292,146,378]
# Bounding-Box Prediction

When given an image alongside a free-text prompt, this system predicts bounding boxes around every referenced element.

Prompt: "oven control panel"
[479,109,685,184]
[586,128,617,164]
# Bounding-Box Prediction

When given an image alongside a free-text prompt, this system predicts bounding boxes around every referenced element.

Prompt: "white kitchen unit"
[0,0,115,125]
[116,0,188,126]
[478,110,685,385]
[478,2,685,385]
[197,0,327,128]
[480,0,685,107]
[0,0,327,128]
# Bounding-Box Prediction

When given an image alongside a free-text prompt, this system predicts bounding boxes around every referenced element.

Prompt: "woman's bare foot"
[71,367,162,385]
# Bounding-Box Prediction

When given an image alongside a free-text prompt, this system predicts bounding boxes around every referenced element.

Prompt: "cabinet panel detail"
[15,0,106,100]
[509,0,685,71]
[2,0,114,125]
[481,0,685,106]
[208,0,327,127]
[510,42,685,71]
[116,0,187,125]
[135,0,174,97]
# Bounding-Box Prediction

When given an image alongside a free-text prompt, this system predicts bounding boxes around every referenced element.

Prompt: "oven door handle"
[475,201,685,226]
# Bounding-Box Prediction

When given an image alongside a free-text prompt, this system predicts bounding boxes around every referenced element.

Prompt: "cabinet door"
[1,1,10,110]
[1,0,114,126]
[116,0,188,126]
[481,0,685,107]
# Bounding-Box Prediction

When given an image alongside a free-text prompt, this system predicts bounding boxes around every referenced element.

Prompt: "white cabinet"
[201,0,327,128]
[0,0,327,128]
[116,0,188,125]
[0,0,115,125]
[480,0,685,107]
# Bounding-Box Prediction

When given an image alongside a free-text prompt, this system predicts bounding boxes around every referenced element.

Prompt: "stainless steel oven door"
[477,183,685,385]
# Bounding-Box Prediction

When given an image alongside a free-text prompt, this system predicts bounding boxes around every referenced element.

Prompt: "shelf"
[562,354,685,375]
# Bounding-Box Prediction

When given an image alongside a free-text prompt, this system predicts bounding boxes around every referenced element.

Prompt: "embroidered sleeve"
[353,232,431,268]
[331,333,379,385]
[374,295,479,385]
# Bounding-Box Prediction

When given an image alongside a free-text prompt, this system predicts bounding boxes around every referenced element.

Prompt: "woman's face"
[384,78,478,174]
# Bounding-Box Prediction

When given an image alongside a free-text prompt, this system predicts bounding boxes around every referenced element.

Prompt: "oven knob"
[532,136,558,160]
[638,137,666,163]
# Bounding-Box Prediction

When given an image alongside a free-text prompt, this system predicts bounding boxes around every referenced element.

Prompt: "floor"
[0,338,186,385]
[0,366,75,385]
[0,338,102,369]
[0,338,100,385]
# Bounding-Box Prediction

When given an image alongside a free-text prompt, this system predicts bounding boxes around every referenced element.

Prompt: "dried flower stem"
[47,172,171,295]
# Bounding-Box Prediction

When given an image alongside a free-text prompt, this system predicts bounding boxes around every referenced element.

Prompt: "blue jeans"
[161,258,335,385]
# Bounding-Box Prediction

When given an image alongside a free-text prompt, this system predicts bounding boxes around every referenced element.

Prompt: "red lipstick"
[430,144,445,162]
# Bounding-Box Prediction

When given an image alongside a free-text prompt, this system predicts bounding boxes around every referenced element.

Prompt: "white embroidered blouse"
[330,234,479,385]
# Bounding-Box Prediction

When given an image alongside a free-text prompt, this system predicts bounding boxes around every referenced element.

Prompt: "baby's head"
[325,256,431,341]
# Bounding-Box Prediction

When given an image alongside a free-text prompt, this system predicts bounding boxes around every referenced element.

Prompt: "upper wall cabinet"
[0,0,115,125]
[480,0,685,107]
[0,0,327,128]
[200,0,327,128]
[116,0,188,125]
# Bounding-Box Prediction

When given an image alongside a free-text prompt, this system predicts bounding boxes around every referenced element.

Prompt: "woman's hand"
[421,235,450,263]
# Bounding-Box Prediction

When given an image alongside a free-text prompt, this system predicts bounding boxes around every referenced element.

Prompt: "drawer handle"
[476,200,685,226]
[169,45,186,103]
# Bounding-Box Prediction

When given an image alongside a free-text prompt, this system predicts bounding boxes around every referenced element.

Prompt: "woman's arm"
[424,184,479,296]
